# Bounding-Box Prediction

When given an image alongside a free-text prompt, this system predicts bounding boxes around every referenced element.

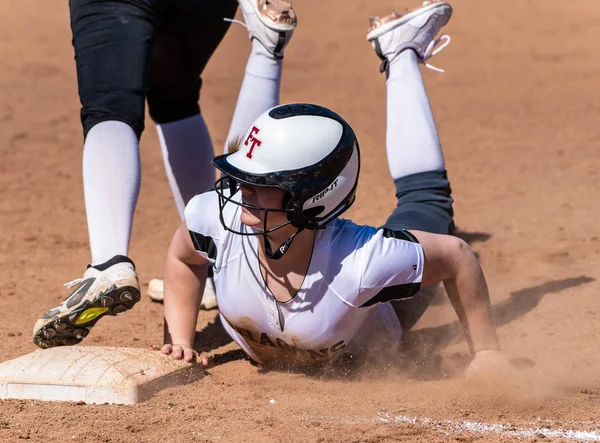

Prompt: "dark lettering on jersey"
[189,231,217,261]
[259,333,276,347]
[307,349,329,360]
[234,325,257,342]
[275,338,291,353]
[330,340,346,353]
[311,178,339,203]
[222,315,345,360]
[286,344,305,357]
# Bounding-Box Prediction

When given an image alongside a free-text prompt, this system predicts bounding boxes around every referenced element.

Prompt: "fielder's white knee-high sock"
[83,120,140,266]
[225,39,282,151]
[156,113,215,219]
[386,50,445,179]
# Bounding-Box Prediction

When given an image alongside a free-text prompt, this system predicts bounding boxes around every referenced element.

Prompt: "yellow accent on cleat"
[75,307,109,325]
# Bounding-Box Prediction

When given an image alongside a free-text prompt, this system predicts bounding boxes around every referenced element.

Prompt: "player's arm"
[408,230,499,354]
[161,221,209,364]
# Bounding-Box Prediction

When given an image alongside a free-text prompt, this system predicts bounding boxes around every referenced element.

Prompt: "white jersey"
[185,191,424,366]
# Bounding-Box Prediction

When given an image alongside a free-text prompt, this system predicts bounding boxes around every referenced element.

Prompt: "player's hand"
[158,343,208,366]
[464,349,515,385]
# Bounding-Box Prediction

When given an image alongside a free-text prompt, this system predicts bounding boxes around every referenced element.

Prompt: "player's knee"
[80,92,145,140]
[384,170,455,235]
[394,170,454,219]
[394,170,453,200]
[147,82,201,124]
[384,207,454,235]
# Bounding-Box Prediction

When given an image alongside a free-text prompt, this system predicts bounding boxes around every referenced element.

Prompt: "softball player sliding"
[160,0,510,375]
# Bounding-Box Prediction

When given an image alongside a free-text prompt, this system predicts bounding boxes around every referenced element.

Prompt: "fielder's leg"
[145,0,238,308]
[149,0,238,216]
[33,0,167,348]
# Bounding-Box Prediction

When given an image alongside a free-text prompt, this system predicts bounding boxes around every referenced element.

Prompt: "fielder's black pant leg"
[70,0,168,139]
[383,170,455,332]
[147,0,238,123]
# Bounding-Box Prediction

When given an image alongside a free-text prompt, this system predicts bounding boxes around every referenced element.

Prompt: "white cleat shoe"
[201,277,218,310]
[33,255,140,349]
[367,0,453,73]
[147,277,218,310]
[147,278,165,303]
[235,0,297,58]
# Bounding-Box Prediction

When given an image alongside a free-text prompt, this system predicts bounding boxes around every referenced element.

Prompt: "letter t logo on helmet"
[212,103,361,247]
[244,126,262,159]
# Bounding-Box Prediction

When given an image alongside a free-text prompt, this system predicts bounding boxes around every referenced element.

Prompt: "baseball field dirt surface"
[1,0,599,441]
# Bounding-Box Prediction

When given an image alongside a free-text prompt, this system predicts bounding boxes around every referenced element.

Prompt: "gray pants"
[381,169,454,331]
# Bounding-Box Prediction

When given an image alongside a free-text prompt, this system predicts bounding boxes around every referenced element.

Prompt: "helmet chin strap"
[263,227,304,260]
[260,202,306,260]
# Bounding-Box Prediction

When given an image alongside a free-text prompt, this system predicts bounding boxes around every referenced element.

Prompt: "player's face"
[239,184,288,229]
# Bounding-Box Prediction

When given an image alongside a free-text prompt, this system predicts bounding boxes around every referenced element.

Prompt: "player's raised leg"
[224,0,296,149]
[367,0,454,331]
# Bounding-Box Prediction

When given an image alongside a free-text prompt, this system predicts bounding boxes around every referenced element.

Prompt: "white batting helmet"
[212,103,360,233]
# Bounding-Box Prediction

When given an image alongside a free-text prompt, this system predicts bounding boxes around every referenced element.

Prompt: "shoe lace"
[227,17,449,71]
[223,17,287,59]
[223,17,248,29]
[64,278,83,289]
[422,34,451,73]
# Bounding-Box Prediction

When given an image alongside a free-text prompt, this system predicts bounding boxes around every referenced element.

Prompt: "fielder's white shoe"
[147,277,218,310]
[367,0,453,73]
[234,0,297,58]
[33,256,140,349]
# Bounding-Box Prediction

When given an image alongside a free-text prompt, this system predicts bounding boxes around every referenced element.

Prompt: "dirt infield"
[1,0,600,441]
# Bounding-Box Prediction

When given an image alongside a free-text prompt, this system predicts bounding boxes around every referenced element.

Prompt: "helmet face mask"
[211,104,361,259]
[213,175,296,237]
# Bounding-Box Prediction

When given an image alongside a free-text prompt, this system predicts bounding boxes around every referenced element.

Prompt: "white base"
[0,346,204,405]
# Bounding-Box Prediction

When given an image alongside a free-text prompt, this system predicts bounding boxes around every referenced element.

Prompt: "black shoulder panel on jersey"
[359,281,422,308]
[189,231,217,261]
[381,228,420,244]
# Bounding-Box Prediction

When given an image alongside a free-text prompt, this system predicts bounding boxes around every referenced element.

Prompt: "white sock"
[156,114,215,219]
[83,121,140,266]
[225,39,282,152]
[386,50,445,179]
